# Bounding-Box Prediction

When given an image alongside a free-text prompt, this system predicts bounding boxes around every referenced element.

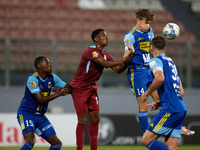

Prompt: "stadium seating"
[0,0,198,68]
[0,0,196,42]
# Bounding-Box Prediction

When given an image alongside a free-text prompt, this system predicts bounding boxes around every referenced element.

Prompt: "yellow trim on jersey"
[130,68,136,96]
[19,114,25,130]
[129,28,136,34]
[153,112,171,133]
[32,72,38,77]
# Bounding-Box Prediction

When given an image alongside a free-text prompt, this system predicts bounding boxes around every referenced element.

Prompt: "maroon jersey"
[70,45,114,89]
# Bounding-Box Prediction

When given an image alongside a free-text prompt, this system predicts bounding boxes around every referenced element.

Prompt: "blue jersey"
[17,72,66,115]
[124,27,154,69]
[149,54,187,113]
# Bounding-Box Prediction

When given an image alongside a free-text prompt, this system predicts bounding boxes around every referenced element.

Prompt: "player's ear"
[94,37,98,42]
[37,63,42,69]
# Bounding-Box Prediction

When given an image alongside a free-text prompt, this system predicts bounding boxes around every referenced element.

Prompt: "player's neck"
[37,72,47,80]
[96,44,104,50]
[154,51,165,58]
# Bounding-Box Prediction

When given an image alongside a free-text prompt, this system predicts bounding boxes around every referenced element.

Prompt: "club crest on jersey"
[30,81,36,88]
[92,51,98,58]
[125,39,130,45]
[48,82,52,89]
[104,55,107,61]
[148,32,151,39]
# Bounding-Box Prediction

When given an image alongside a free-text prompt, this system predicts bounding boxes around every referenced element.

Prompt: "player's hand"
[59,88,69,96]
[52,87,62,93]
[123,45,135,64]
[128,45,135,54]
[59,85,72,96]
[147,102,161,111]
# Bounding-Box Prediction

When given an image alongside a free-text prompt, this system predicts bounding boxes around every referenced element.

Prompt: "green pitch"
[1,145,200,150]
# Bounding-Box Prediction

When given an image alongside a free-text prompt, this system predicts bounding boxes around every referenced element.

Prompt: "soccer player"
[123,8,159,134]
[122,8,194,136]
[69,28,134,150]
[17,56,70,150]
[141,36,187,150]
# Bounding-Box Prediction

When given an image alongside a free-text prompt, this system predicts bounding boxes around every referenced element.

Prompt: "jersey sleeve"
[149,58,163,73]
[149,27,154,41]
[124,34,135,50]
[27,76,40,94]
[53,74,66,88]
[84,47,103,61]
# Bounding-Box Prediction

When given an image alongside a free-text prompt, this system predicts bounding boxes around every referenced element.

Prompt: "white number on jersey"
[143,53,150,65]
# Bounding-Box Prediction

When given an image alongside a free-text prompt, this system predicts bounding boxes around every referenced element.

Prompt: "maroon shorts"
[71,87,100,114]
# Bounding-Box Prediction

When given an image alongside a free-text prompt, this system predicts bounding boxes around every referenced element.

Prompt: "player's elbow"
[155,76,164,85]
[180,91,184,97]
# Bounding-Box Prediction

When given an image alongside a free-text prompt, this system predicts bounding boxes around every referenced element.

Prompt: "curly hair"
[136,8,155,22]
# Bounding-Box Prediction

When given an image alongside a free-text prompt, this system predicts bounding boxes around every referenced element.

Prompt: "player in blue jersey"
[141,36,187,150]
[123,8,160,134]
[17,56,70,150]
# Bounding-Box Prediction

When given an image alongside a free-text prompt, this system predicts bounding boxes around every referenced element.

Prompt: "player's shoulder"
[84,45,98,52]
[28,72,38,80]
[149,27,153,32]
[127,27,137,34]
[27,74,38,85]
[87,45,97,49]
[149,57,162,68]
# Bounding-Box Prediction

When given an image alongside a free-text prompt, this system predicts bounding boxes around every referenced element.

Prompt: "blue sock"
[20,142,33,150]
[138,111,148,133]
[49,144,62,150]
[146,140,169,150]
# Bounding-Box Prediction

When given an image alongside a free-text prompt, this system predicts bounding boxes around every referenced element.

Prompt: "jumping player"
[17,56,70,150]
[123,8,194,136]
[123,8,159,133]
[69,28,134,150]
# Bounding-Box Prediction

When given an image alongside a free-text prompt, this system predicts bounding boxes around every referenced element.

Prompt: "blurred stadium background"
[0,0,200,147]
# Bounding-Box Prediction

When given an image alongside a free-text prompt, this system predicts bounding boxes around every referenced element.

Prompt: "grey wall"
[1,87,200,116]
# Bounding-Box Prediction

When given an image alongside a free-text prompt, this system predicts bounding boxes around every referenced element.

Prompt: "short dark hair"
[91,29,105,42]
[34,56,45,69]
[136,8,155,22]
[151,36,166,50]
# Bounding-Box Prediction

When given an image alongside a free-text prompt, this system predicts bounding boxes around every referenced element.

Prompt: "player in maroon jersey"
[69,29,134,150]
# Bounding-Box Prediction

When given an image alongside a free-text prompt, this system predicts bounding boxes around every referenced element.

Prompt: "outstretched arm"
[110,45,135,73]
[34,84,69,104]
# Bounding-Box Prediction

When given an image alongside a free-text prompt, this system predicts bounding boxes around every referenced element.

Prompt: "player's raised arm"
[123,45,135,63]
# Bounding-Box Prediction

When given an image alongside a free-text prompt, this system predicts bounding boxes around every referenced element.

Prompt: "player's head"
[91,29,108,48]
[150,36,166,57]
[136,8,155,32]
[34,56,52,73]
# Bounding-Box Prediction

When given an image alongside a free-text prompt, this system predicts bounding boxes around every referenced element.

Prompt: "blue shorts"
[147,110,186,138]
[17,112,56,140]
[127,68,153,97]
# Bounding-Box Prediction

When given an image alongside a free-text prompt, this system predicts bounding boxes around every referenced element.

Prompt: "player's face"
[137,18,151,32]
[40,58,52,73]
[96,31,108,47]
